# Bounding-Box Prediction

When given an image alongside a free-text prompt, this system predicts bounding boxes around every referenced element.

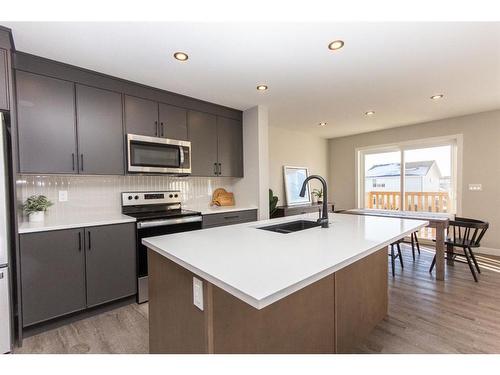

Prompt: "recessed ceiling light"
[328,40,344,51]
[173,52,189,61]
[365,111,375,116]
[319,122,327,127]
[256,84,268,91]
[430,94,444,100]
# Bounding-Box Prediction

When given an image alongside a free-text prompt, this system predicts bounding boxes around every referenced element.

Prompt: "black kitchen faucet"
[299,175,329,228]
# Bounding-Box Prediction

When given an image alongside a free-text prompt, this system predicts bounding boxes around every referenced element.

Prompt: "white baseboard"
[476,247,500,257]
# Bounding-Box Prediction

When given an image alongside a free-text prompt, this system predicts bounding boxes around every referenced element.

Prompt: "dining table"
[343,208,454,281]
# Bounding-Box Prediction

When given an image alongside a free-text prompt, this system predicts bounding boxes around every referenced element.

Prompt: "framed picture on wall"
[283,166,311,206]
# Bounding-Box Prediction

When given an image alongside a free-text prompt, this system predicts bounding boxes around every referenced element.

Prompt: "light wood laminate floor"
[14,302,149,353]
[14,245,500,354]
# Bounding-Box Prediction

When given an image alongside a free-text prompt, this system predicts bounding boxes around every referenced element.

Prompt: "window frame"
[355,134,463,214]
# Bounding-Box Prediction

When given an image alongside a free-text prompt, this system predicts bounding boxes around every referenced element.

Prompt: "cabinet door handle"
[218,163,222,176]
[78,232,82,251]
[72,153,75,171]
[224,215,239,220]
[80,154,84,171]
[87,231,91,250]
[160,122,164,137]
[155,121,158,136]
[213,163,217,175]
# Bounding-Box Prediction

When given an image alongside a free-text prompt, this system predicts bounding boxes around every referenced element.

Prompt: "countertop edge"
[143,219,428,310]
[17,206,259,234]
[18,216,137,234]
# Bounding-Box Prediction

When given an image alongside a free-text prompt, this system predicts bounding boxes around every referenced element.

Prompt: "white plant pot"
[29,211,45,223]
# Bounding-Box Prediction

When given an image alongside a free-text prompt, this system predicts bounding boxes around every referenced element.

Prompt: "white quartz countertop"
[143,213,428,309]
[18,213,136,234]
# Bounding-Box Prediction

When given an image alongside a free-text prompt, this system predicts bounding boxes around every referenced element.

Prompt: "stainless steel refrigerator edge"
[0,112,12,353]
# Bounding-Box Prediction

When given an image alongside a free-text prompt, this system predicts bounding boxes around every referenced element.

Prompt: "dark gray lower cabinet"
[76,85,124,175]
[85,223,136,307]
[20,228,86,327]
[188,110,218,176]
[202,209,258,229]
[20,223,136,327]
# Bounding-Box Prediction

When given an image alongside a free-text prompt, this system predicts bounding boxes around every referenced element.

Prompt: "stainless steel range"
[121,191,202,303]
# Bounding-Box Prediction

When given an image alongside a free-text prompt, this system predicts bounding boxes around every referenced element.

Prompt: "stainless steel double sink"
[257,220,321,234]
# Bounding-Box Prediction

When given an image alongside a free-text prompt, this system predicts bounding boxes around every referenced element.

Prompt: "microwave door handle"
[179,146,184,165]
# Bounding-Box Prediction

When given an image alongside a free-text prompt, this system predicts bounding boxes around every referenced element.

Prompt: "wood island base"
[148,247,388,354]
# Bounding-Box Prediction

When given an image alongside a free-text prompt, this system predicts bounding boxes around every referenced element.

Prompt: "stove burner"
[121,191,201,222]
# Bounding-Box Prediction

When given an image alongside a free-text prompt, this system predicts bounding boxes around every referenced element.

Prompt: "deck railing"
[367,191,450,213]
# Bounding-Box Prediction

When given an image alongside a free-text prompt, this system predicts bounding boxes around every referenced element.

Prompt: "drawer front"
[203,209,257,228]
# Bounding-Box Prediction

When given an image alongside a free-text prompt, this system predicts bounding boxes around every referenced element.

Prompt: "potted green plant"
[312,188,323,204]
[23,195,53,223]
[269,189,279,217]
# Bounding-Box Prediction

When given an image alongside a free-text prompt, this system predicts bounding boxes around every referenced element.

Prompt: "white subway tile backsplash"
[17,174,238,220]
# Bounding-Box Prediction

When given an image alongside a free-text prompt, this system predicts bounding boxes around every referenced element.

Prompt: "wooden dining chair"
[389,240,404,277]
[389,231,421,276]
[429,217,489,282]
[401,231,421,260]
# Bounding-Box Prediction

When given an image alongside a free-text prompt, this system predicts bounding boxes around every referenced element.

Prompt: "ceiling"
[4,22,500,139]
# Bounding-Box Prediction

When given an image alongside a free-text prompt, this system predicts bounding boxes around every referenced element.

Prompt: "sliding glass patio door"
[363,150,402,210]
[403,145,453,213]
[359,138,457,214]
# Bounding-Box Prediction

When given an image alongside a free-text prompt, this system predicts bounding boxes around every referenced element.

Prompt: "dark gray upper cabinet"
[188,110,218,176]
[20,229,86,327]
[159,103,188,140]
[85,223,136,307]
[188,111,244,177]
[0,49,8,110]
[76,85,124,175]
[16,71,77,174]
[217,116,243,177]
[14,58,243,176]
[125,98,187,140]
[124,95,159,137]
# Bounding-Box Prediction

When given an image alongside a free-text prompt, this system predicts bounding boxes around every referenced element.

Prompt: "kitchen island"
[143,213,427,353]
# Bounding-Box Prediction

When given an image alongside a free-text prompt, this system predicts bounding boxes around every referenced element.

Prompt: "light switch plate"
[468,184,482,191]
[193,277,204,311]
[58,190,68,202]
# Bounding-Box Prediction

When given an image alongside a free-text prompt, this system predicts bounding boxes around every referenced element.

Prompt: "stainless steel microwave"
[127,134,191,174]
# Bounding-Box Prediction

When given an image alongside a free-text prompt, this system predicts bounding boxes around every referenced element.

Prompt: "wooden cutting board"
[211,188,235,206]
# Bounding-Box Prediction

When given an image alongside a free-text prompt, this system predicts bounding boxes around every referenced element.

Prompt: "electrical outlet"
[193,277,204,311]
[58,190,68,202]
[468,184,482,191]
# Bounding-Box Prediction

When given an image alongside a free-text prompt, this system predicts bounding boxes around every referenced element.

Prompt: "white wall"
[268,126,329,207]
[234,105,269,220]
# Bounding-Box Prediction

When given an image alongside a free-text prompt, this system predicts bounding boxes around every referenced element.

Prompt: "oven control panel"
[121,191,181,206]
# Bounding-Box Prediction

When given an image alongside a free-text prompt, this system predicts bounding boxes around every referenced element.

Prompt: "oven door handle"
[137,216,202,229]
